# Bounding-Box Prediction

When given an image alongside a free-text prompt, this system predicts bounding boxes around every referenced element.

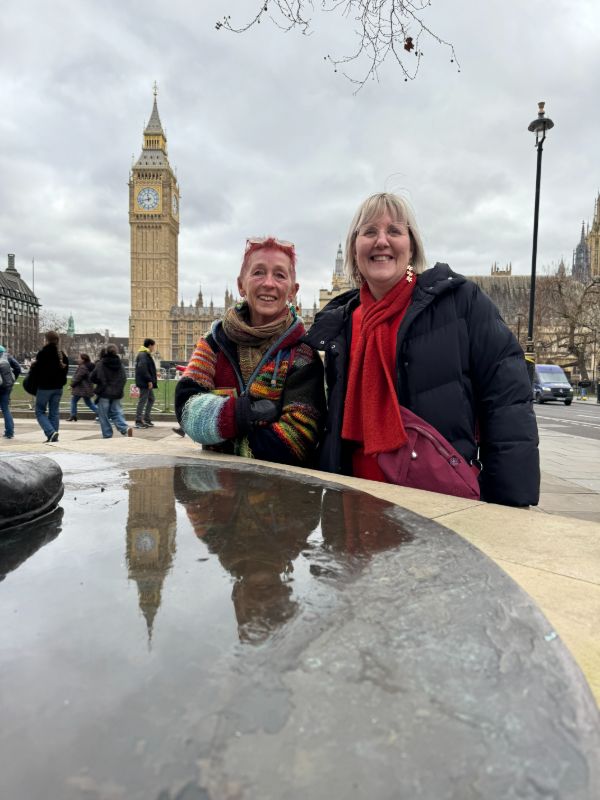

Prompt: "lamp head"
[528,101,554,146]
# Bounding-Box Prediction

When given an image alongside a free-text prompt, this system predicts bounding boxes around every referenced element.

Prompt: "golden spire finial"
[153,81,158,98]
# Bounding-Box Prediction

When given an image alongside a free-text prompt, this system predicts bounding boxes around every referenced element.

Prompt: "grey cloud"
[2,0,599,334]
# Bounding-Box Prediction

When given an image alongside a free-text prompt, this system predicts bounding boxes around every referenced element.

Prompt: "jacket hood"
[102,353,123,371]
[416,263,466,296]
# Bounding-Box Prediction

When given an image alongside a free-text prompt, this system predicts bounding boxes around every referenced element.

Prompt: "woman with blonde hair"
[306,192,539,507]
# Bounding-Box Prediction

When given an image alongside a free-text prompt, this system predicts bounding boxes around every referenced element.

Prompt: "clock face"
[137,187,159,210]
[172,194,178,216]
[135,531,156,553]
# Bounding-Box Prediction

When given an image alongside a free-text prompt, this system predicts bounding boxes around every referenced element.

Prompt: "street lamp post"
[516,312,526,344]
[130,322,136,378]
[525,101,554,381]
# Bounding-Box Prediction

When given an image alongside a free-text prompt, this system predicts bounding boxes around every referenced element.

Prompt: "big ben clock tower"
[129,84,179,361]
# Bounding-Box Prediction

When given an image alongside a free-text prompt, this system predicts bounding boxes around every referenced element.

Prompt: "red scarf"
[341,278,414,457]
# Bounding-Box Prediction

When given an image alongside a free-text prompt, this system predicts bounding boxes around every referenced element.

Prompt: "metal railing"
[10,378,179,415]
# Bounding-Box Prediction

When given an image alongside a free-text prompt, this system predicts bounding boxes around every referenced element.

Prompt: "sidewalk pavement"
[2,416,600,705]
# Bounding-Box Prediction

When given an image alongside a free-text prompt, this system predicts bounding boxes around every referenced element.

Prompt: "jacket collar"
[304,289,360,348]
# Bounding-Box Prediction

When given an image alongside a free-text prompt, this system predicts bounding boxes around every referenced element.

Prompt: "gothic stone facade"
[129,91,180,362]
[0,253,39,360]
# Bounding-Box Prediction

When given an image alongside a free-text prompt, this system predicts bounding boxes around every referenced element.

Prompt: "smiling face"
[354,212,414,300]
[237,248,299,327]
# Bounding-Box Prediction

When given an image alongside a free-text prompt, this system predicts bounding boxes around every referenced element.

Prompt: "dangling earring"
[406,264,414,283]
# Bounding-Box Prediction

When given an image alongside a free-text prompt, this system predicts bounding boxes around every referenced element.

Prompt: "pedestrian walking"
[90,345,132,439]
[68,353,99,421]
[33,331,69,443]
[0,345,21,440]
[134,338,157,429]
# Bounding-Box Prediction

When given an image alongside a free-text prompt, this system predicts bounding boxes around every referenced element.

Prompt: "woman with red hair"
[175,237,325,466]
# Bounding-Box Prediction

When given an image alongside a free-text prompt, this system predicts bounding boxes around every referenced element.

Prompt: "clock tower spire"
[129,85,180,361]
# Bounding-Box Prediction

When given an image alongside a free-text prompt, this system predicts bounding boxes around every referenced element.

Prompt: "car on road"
[533,364,574,405]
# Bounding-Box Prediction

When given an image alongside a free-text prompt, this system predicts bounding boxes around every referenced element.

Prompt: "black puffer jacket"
[90,353,127,400]
[34,344,69,390]
[305,263,540,507]
[135,350,157,388]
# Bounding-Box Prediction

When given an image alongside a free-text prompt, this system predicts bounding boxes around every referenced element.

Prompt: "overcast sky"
[1,0,599,336]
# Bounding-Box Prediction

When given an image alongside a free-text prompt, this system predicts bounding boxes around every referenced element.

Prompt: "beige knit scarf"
[222,303,294,383]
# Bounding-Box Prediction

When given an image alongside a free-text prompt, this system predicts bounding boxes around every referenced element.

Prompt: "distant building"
[129,88,232,363]
[490,262,512,276]
[129,87,181,362]
[168,289,234,364]
[587,193,600,278]
[572,221,591,282]
[319,244,352,311]
[572,193,600,282]
[0,253,40,360]
[62,329,128,362]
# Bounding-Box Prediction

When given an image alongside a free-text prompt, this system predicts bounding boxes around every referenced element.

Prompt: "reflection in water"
[0,507,64,582]
[173,465,413,644]
[126,468,177,642]
[174,466,321,643]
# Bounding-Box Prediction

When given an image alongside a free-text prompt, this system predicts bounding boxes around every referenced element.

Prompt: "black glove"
[235,397,280,435]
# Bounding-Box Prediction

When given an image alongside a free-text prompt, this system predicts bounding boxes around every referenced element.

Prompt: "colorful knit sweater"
[175,317,325,466]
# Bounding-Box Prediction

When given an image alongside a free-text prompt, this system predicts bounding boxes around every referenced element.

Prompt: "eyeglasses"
[245,237,295,251]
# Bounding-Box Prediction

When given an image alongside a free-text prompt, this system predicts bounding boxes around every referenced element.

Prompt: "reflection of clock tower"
[129,84,179,361]
[126,468,177,643]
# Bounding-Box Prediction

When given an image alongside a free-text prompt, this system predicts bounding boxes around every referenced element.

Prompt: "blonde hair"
[344,192,427,286]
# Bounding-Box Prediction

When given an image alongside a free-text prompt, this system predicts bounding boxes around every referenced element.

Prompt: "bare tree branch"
[216,0,460,91]
[536,272,600,379]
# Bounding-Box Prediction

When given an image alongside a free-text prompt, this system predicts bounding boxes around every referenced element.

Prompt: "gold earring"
[406,264,414,283]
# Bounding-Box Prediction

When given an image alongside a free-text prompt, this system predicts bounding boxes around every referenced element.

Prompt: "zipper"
[409,424,453,460]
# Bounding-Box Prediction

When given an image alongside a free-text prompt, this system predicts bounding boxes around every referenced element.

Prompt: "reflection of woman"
[68,354,98,421]
[175,237,325,466]
[306,193,539,507]
[174,466,322,643]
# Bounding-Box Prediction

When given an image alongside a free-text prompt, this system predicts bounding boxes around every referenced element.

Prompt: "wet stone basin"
[0,454,599,800]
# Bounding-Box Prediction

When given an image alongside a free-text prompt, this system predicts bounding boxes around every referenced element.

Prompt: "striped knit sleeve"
[175,336,236,444]
[183,338,218,388]
[181,393,229,445]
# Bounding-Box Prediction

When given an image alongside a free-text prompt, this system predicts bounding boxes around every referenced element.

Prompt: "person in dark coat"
[134,338,158,428]
[0,345,21,439]
[32,331,69,443]
[90,344,132,439]
[68,353,99,421]
[305,192,539,508]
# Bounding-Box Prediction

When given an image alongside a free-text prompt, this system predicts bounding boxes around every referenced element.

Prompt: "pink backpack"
[377,406,481,500]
